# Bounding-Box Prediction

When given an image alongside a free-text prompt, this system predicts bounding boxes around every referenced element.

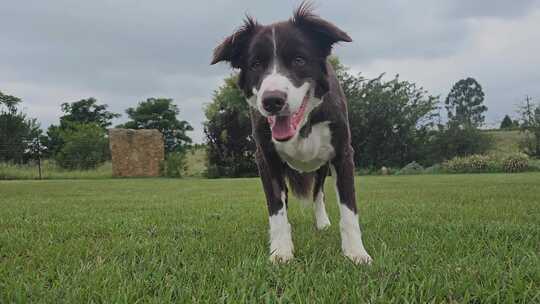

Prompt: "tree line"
[204,57,540,177]
[2,57,540,176]
[0,93,192,173]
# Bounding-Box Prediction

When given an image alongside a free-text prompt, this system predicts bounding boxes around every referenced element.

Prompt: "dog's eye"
[292,56,306,67]
[250,60,262,71]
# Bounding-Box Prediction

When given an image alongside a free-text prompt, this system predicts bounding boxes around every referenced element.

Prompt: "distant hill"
[484,130,525,155]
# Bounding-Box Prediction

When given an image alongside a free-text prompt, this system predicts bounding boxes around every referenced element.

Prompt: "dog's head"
[211,2,351,141]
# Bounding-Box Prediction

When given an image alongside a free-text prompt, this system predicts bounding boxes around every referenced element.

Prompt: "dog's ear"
[292,2,352,57]
[211,16,260,68]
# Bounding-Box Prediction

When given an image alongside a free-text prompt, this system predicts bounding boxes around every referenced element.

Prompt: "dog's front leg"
[255,148,294,263]
[331,147,372,265]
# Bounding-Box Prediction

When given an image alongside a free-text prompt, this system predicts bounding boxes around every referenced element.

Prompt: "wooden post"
[37,140,42,180]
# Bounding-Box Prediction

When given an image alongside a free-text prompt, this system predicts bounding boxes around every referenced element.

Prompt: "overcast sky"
[2,0,540,142]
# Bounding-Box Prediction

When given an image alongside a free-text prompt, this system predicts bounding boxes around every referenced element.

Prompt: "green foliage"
[501,153,529,173]
[445,77,487,128]
[396,161,424,175]
[60,97,120,129]
[120,98,193,153]
[442,154,495,173]
[518,105,540,157]
[500,115,518,130]
[442,153,531,173]
[55,123,109,170]
[204,75,258,178]
[44,98,119,157]
[331,57,440,168]
[0,91,41,163]
[161,152,186,178]
[427,122,493,163]
[423,164,442,174]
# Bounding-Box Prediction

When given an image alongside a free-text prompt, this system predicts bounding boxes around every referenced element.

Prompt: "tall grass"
[0,160,112,180]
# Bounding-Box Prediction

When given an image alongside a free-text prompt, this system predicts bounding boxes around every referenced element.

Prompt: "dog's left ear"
[292,2,352,57]
[211,16,260,68]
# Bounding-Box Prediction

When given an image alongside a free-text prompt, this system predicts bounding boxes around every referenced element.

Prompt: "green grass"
[0,160,112,180]
[1,174,539,302]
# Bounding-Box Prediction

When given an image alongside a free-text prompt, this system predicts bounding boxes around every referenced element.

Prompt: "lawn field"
[1,174,539,303]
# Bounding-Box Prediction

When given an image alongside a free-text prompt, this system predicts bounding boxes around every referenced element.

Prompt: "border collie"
[211,2,372,264]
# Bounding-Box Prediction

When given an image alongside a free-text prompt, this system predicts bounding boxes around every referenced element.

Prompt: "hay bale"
[108,128,164,177]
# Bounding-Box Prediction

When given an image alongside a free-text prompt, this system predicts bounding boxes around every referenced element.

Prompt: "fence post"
[37,139,42,180]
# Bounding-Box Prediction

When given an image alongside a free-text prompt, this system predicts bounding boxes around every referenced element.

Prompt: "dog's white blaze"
[331,166,372,265]
[247,95,257,108]
[314,191,331,230]
[268,191,294,263]
[252,28,311,117]
[274,121,334,172]
[256,73,310,116]
[272,27,277,74]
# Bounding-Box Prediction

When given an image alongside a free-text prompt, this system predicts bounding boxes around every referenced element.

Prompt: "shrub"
[442,154,495,173]
[204,76,258,178]
[501,153,529,173]
[442,153,532,173]
[55,123,108,170]
[162,152,186,178]
[530,159,540,171]
[396,161,424,175]
[427,124,494,165]
[424,164,442,174]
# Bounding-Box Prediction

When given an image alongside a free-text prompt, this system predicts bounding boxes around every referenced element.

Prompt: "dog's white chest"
[273,122,334,173]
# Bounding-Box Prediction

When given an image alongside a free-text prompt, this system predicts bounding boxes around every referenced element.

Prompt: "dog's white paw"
[344,251,373,265]
[315,218,331,230]
[270,250,294,264]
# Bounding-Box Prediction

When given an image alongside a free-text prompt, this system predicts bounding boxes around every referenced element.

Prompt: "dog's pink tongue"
[271,116,295,141]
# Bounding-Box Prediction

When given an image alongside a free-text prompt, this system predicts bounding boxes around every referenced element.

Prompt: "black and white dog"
[211,3,372,265]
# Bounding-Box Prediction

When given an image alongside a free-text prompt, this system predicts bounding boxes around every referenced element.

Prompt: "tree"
[44,98,119,156]
[330,58,440,168]
[204,75,257,177]
[59,97,120,129]
[445,77,487,128]
[500,115,514,129]
[120,98,193,153]
[518,102,540,157]
[428,121,493,161]
[55,123,109,169]
[0,91,41,163]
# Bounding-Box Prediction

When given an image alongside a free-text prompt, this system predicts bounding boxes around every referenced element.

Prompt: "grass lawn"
[1,174,539,303]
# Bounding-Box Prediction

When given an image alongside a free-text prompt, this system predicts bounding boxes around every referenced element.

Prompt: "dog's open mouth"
[267,94,309,142]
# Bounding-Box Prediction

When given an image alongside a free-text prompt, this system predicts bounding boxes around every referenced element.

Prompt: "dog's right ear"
[211,16,260,68]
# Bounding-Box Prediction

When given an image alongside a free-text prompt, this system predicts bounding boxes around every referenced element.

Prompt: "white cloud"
[354,8,540,127]
[1,0,539,142]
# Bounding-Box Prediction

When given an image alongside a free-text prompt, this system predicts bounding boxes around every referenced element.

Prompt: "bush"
[530,159,540,171]
[427,124,494,165]
[442,153,532,173]
[501,153,529,173]
[442,154,495,173]
[396,161,424,175]
[55,123,108,170]
[204,76,258,178]
[424,164,442,174]
[161,152,186,178]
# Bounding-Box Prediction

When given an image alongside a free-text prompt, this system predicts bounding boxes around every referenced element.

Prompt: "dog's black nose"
[262,90,287,114]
